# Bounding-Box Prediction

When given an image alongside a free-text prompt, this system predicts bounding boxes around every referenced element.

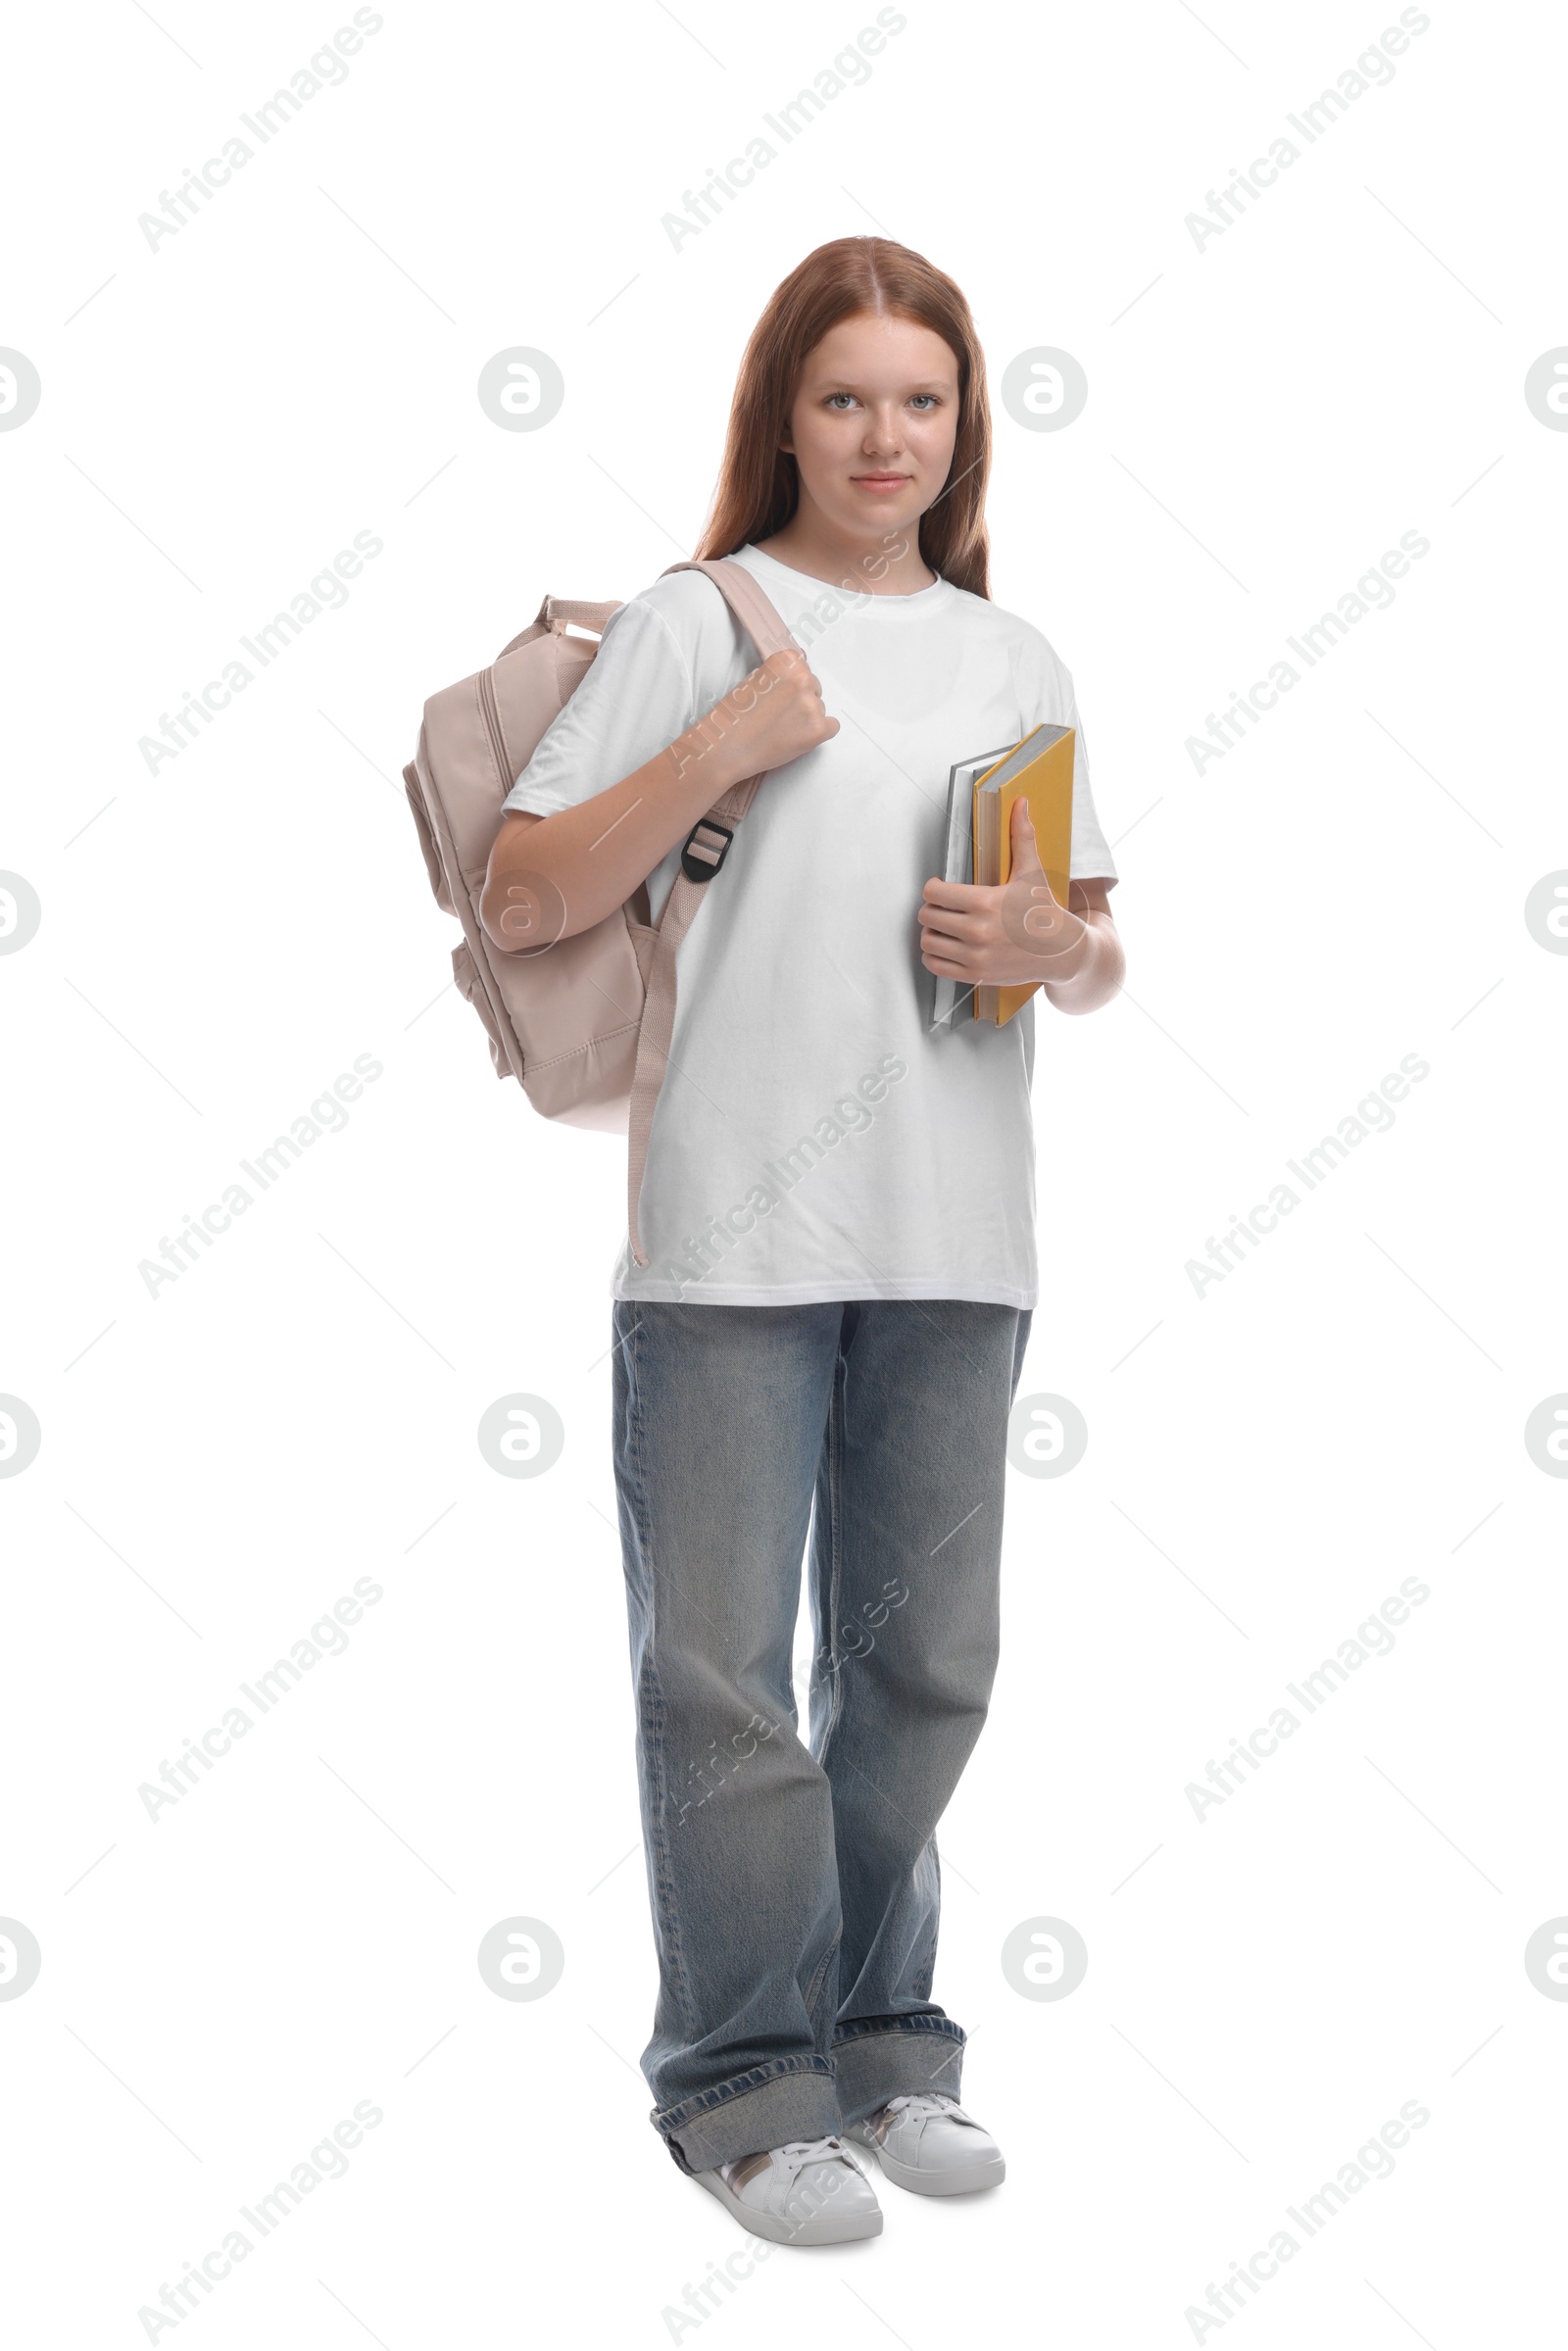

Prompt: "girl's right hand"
[684,649,839,785]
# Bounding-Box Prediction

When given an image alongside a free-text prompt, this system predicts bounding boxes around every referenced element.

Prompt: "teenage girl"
[480,236,1123,2245]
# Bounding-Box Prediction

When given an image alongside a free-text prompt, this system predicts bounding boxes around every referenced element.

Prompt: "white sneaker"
[695,2134,883,2244]
[846,2093,1005,2196]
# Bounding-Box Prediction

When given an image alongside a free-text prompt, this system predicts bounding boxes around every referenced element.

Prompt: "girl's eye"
[909,394,939,411]
[826,392,858,411]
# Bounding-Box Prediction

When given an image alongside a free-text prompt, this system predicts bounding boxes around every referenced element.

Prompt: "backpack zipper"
[478,667,511,788]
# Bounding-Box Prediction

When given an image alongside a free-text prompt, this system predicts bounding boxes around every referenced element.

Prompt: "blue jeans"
[611,1297,1031,2175]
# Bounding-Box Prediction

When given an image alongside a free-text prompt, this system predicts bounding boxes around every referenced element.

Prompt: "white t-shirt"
[502,543,1118,1308]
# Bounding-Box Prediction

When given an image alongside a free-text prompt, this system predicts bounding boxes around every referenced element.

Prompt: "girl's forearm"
[479,649,836,950]
[479,719,749,949]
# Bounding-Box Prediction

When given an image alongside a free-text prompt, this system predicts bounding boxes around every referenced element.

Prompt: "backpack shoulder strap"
[663,558,796,661]
[624,557,799,1268]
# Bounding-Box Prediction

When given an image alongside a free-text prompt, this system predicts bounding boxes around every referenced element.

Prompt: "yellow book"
[971,722,1075,1025]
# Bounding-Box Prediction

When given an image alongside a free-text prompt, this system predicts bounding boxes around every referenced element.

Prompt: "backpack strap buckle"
[680,818,734,884]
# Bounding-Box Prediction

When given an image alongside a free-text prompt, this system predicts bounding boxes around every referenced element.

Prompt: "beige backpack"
[403,558,796,1266]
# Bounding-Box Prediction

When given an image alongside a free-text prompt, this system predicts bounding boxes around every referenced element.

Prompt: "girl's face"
[781,311,961,551]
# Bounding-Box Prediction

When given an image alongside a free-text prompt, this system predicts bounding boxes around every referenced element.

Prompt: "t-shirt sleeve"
[1009,626,1119,889]
[499,597,698,818]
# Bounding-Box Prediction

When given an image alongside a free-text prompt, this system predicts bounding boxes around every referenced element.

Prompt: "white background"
[3,0,1565,2342]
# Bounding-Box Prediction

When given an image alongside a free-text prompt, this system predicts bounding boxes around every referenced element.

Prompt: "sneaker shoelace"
[722,2134,858,2191]
[868,2092,969,2142]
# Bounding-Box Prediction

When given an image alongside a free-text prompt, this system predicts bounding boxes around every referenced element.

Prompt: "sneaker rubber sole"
[852,2135,1005,2198]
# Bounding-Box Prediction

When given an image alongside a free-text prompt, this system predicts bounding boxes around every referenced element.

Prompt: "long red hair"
[695,237,992,599]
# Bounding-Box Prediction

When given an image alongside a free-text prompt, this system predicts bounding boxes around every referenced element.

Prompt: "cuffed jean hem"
[655,2058,842,2176]
[831,2017,966,2130]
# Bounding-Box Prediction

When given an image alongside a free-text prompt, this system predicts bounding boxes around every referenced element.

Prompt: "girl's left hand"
[918,797,1089,987]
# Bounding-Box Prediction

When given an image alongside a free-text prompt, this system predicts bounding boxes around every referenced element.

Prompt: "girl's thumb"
[1009,797,1045,867]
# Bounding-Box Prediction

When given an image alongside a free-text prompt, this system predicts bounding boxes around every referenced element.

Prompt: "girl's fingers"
[919,906,987,943]
[921,876,990,911]
[919,924,978,955]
